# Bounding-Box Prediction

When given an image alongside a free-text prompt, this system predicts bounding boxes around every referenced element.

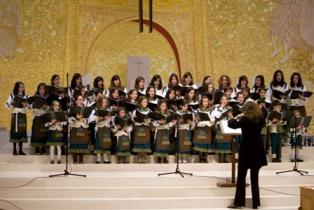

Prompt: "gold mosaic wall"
[1,0,314,131]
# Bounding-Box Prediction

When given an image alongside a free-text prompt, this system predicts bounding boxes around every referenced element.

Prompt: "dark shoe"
[57,160,61,164]
[73,155,78,164]
[297,159,303,162]
[96,161,100,164]
[163,157,169,164]
[104,161,111,164]
[157,157,162,164]
[227,205,244,209]
[13,149,18,155]
[123,157,129,163]
[116,157,122,164]
[35,147,40,155]
[18,150,26,155]
[41,147,47,155]
[252,206,258,209]
[79,154,84,164]
[50,160,55,164]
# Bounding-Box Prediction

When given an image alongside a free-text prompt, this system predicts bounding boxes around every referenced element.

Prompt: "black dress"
[228,117,267,208]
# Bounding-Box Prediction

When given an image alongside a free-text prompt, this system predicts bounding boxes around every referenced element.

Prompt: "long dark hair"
[168,73,179,88]
[271,70,285,87]
[218,75,231,89]
[13,81,25,96]
[253,75,265,89]
[134,76,145,90]
[35,82,47,96]
[93,76,104,89]
[181,71,194,86]
[236,75,248,89]
[70,73,82,89]
[202,75,211,86]
[110,75,122,89]
[51,74,60,86]
[149,74,163,90]
[290,72,303,88]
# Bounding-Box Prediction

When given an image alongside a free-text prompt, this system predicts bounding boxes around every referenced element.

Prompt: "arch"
[131,19,182,78]
[84,17,181,78]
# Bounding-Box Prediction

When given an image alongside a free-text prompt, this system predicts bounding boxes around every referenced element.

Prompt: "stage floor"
[0,131,313,210]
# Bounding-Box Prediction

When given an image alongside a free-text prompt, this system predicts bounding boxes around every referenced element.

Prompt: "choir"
[5,70,312,164]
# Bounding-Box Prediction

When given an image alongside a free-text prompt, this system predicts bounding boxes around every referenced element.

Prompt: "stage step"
[0,164,311,210]
[0,132,312,210]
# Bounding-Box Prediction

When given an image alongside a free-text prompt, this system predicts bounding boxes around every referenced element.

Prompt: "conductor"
[227,101,267,209]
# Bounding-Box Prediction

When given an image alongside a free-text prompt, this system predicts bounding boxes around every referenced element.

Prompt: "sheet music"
[220,120,242,135]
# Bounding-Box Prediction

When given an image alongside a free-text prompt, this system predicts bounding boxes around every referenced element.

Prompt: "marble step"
[0,175,313,188]
[0,195,299,209]
[0,185,306,198]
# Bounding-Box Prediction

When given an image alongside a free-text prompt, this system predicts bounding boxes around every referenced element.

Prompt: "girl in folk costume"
[199,82,215,104]
[91,96,112,164]
[288,72,308,116]
[93,76,109,98]
[112,107,132,163]
[164,73,180,94]
[235,75,249,93]
[152,99,176,163]
[150,74,165,98]
[68,94,90,164]
[290,110,305,162]
[109,74,128,97]
[132,96,152,163]
[214,75,236,104]
[193,96,215,163]
[6,81,29,155]
[211,95,233,163]
[30,83,49,154]
[198,75,212,93]
[224,87,237,105]
[257,99,270,155]
[146,86,158,111]
[68,73,84,106]
[166,88,177,112]
[266,70,289,102]
[241,87,255,103]
[45,101,67,164]
[180,71,198,90]
[176,99,195,163]
[134,76,146,97]
[125,89,138,114]
[109,87,125,113]
[184,87,199,112]
[267,100,286,162]
[251,75,266,100]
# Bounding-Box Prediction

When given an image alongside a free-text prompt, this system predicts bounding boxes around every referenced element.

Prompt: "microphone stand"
[276,115,308,176]
[158,113,193,177]
[49,73,87,178]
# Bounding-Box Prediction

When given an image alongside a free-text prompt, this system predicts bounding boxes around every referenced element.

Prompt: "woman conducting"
[227,101,267,209]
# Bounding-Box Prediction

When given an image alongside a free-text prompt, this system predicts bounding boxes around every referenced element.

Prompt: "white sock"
[103,153,109,162]
[97,153,101,162]
[296,149,300,159]
[50,146,55,161]
[56,145,61,161]
[272,154,276,159]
